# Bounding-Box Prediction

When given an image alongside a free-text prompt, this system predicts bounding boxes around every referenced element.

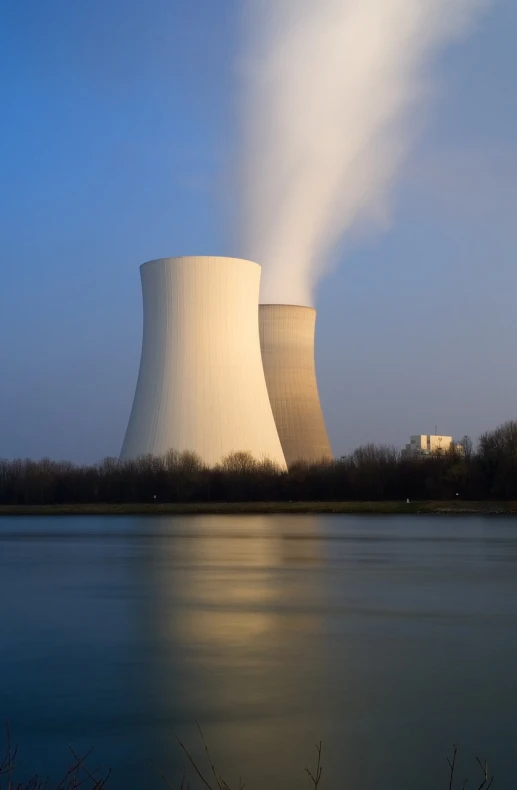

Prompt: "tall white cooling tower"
[121,257,286,468]
[259,305,332,468]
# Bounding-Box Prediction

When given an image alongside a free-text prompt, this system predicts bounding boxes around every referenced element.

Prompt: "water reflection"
[142,516,327,787]
[136,515,517,790]
[3,514,517,790]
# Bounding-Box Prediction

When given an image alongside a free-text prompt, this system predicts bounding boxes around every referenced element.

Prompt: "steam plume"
[238,0,489,305]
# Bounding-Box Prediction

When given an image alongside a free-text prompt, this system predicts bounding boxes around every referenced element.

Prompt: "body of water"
[1,514,516,789]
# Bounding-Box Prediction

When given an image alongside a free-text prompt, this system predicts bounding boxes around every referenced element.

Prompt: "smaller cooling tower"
[121,257,286,469]
[259,305,332,467]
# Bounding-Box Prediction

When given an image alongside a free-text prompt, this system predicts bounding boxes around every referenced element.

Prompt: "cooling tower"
[259,305,332,467]
[121,257,286,469]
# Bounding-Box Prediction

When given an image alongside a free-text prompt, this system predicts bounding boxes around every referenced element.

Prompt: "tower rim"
[140,255,261,271]
[259,303,316,313]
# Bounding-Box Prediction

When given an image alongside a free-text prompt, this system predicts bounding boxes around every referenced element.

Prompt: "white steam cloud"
[238,0,489,305]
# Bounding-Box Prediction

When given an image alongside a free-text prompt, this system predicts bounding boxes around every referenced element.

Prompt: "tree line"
[1,420,516,505]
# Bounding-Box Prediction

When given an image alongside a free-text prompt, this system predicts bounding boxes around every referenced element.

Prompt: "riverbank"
[1,500,517,516]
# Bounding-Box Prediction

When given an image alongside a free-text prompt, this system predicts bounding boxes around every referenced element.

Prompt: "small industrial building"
[403,435,461,457]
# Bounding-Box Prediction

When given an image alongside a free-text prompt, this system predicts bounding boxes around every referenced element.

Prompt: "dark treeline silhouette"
[1,421,517,505]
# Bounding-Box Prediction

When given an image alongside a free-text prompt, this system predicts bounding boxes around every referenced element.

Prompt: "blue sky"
[1,0,516,462]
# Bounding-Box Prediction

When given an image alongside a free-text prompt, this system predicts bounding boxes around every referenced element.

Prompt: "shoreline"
[1,501,517,516]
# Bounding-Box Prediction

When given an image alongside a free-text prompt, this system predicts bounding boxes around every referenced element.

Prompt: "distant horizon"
[0,421,505,465]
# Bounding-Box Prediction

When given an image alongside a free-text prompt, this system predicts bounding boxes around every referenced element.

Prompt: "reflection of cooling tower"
[259,305,332,467]
[121,257,286,468]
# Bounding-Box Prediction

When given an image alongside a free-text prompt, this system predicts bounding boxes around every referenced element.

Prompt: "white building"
[120,256,287,469]
[403,435,461,457]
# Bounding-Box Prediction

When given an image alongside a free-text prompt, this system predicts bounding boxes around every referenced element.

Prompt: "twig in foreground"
[305,742,323,790]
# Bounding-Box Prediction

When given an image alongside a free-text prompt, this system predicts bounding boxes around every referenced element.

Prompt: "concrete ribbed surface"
[259,305,332,467]
[121,257,286,468]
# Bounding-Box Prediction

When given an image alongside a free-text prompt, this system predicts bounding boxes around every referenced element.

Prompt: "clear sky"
[1,0,516,463]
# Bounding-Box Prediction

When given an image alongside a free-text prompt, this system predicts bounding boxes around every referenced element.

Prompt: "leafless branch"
[305,742,323,790]
[195,723,224,790]
[149,758,183,790]
[447,745,459,790]
[172,732,215,790]
[68,748,111,790]
[475,757,493,790]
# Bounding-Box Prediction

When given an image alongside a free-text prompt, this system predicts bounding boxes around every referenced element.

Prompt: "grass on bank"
[1,500,517,516]
[0,725,495,790]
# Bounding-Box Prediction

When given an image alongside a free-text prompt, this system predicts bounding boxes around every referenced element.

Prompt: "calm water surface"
[1,515,517,789]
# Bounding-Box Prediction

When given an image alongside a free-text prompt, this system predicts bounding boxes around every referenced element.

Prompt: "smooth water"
[1,515,517,789]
